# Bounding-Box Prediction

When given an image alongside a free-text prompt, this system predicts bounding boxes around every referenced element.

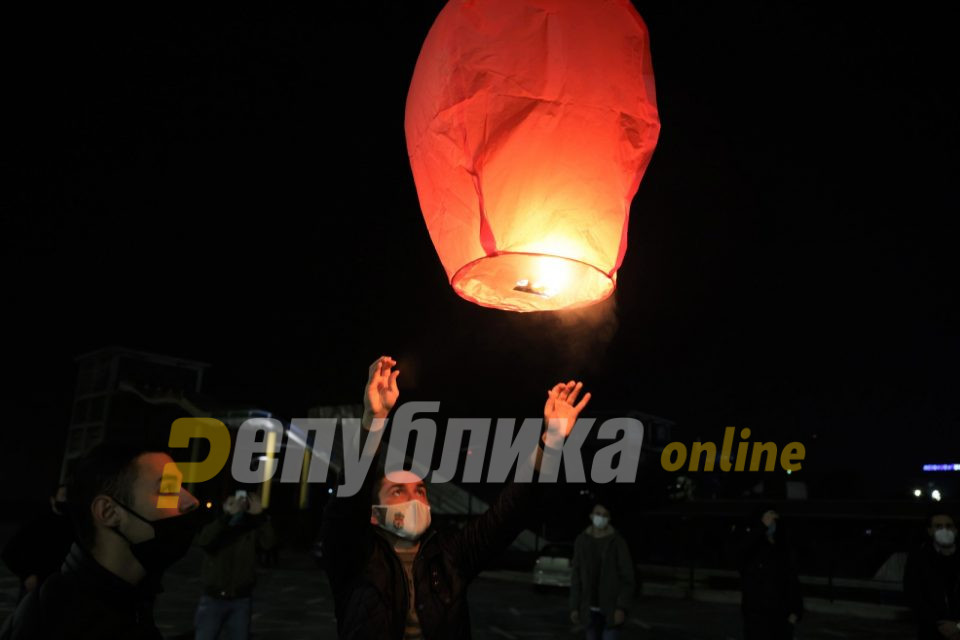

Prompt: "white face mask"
[591,515,609,529]
[934,528,956,547]
[373,499,431,540]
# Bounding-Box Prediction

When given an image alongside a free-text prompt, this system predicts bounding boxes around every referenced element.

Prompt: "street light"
[913,488,923,498]
[932,489,942,502]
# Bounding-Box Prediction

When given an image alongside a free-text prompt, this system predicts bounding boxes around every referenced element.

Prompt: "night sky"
[4,3,957,501]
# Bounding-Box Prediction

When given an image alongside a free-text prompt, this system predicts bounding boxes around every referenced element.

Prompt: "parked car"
[532,543,573,588]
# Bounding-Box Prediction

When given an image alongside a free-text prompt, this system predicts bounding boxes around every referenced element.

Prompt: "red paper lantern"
[405,0,660,312]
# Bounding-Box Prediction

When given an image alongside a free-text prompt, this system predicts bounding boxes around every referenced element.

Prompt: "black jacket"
[0,543,162,640]
[569,527,635,623]
[903,542,960,640]
[0,508,74,588]
[196,512,276,599]
[322,446,541,639]
[737,526,803,620]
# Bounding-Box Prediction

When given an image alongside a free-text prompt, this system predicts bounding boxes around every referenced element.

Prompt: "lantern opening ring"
[450,251,615,313]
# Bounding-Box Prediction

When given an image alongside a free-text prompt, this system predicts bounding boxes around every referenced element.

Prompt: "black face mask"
[112,501,204,576]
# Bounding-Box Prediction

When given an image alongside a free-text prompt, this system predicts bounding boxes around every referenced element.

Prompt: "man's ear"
[92,495,122,528]
[370,505,379,526]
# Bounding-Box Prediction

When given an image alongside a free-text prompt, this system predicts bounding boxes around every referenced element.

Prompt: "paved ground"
[0,548,916,639]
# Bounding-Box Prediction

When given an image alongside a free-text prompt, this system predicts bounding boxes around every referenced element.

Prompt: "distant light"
[865,529,872,536]
[205,501,213,509]
[258,455,272,461]
[913,489,923,498]
[932,489,942,502]
[923,463,960,472]
[328,488,334,494]
[786,469,792,475]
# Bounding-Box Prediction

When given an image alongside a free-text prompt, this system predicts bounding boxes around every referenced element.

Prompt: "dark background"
[3,2,957,504]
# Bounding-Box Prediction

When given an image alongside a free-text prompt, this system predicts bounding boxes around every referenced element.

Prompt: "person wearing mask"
[904,509,959,639]
[569,504,635,639]
[194,491,276,640]
[0,442,201,640]
[1,484,75,600]
[322,355,592,639]
[738,507,803,640]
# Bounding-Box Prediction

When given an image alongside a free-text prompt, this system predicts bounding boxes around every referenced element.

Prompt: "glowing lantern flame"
[405,0,660,311]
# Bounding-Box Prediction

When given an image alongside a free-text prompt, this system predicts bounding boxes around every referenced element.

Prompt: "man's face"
[370,475,429,526]
[929,514,957,537]
[591,505,610,519]
[120,453,199,544]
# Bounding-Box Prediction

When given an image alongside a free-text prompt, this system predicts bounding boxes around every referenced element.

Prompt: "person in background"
[0,442,201,640]
[738,507,803,640]
[904,508,959,639]
[1,483,75,600]
[569,503,635,640]
[194,491,276,640]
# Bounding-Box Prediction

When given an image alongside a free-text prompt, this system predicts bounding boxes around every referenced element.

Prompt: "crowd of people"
[0,356,956,639]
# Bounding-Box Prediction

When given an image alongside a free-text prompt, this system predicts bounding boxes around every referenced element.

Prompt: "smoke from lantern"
[478,296,621,377]
[538,296,621,375]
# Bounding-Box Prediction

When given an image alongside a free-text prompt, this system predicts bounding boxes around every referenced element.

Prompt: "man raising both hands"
[322,356,591,639]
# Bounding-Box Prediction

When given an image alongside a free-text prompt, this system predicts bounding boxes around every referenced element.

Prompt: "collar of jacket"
[62,543,163,605]
[367,526,442,639]
[373,525,440,558]
[586,525,617,538]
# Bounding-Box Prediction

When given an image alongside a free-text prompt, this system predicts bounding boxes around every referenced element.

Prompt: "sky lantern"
[405,0,660,312]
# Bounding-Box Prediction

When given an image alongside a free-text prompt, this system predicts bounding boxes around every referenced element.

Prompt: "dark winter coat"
[569,526,635,624]
[195,512,276,599]
[903,542,960,640]
[0,543,162,640]
[322,443,541,639]
[0,508,74,591]
[737,526,803,620]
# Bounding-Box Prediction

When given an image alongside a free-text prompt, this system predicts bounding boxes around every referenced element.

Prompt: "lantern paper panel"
[406,0,660,311]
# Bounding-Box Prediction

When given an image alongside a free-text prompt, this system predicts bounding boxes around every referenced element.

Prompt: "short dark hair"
[926,505,956,528]
[67,443,157,549]
[371,457,388,506]
[752,502,779,521]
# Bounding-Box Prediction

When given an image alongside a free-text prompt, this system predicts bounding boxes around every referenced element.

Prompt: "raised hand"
[223,496,242,515]
[364,356,400,419]
[246,492,264,515]
[544,380,592,439]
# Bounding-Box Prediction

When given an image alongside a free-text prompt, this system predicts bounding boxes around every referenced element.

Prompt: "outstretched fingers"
[566,381,584,405]
[574,391,592,412]
[368,355,396,384]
